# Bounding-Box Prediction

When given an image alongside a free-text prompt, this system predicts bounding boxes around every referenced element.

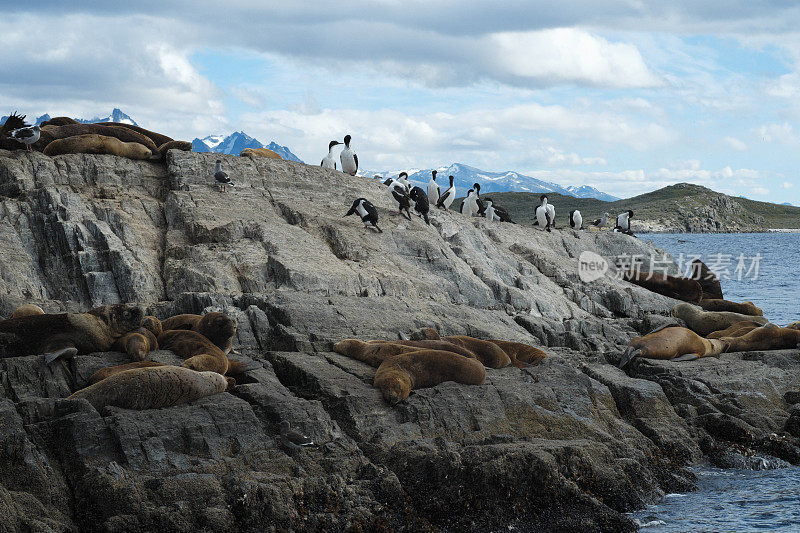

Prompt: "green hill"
[468,183,800,232]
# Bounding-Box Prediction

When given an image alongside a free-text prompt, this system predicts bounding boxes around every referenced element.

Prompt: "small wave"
[635,518,667,528]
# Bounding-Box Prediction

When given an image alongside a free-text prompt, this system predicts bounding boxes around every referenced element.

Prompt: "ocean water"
[645,233,800,325]
[629,233,800,531]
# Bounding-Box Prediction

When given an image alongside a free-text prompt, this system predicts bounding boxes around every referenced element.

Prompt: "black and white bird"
[340,134,358,176]
[320,140,341,169]
[409,186,430,225]
[214,159,234,192]
[534,194,555,231]
[386,178,412,220]
[344,198,382,232]
[396,172,412,193]
[436,175,456,212]
[488,199,515,223]
[279,421,316,449]
[483,198,498,221]
[427,170,440,206]
[7,124,40,152]
[569,209,583,230]
[591,212,610,230]
[472,183,486,216]
[614,210,635,235]
[461,189,480,216]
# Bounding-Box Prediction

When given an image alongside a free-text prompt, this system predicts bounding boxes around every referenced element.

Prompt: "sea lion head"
[198,312,237,349]
[90,304,146,335]
[380,372,412,405]
[670,303,697,320]
[333,339,365,356]
[140,315,163,337]
[225,377,236,391]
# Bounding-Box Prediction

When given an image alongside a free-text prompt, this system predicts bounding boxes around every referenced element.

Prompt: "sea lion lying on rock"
[374,350,486,404]
[35,123,158,152]
[0,304,144,363]
[43,134,152,160]
[88,361,166,385]
[111,316,162,361]
[688,259,724,300]
[161,312,237,354]
[488,339,547,368]
[158,329,253,375]
[443,335,511,368]
[240,147,282,159]
[698,299,763,316]
[69,365,231,410]
[621,270,702,303]
[619,325,726,368]
[10,304,44,319]
[720,324,800,353]
[99,122,174,147]
[334,339,423,367]
[670,303,769,337]
[707,321,764,339]
[369,339,479,359]
[39,117,78,127]
[152,140,192,161]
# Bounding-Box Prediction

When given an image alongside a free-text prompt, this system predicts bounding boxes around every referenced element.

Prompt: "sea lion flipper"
[225,359,261,375]
[44,346,78,365]
[398,331,410,341]
[671,353,700,362]
[618,347,640,368]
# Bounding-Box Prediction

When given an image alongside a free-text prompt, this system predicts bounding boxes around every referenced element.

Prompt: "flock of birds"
[212,133,640,236]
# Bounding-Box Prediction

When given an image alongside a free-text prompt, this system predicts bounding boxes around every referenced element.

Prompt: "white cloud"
[751,187,770,195]
[781,181,794,188]
[724,136,748,151]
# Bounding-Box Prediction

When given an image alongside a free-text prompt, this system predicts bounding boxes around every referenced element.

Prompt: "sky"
[3,2,800,201]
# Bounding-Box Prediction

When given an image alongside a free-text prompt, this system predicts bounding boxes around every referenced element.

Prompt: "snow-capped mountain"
[365,163,618,201]
[192,131,303,162]
[77,108,138,126]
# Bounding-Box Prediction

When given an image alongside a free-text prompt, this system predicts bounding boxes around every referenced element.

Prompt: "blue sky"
[3,2,800,201]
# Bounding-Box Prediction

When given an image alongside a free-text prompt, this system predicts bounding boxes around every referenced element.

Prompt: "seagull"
[7,125,40,152]
[591,212,610,230]
[320,140,341,169]
[279,421,316,449]
[214,159,234,192]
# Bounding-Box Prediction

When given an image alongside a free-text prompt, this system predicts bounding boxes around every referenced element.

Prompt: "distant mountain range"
[1,108,138,127]
[191,131,303,162]
[364,163,619,202]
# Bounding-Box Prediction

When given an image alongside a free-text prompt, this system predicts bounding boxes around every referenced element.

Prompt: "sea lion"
[619,325,726,368]
[698,299,763,316]
[43,134,152,160]
[785,321,800,331]
[670,302,769,337]
[10,304,44,319]
[721,324,800,353]
[707,321,764,339]
[621,269,702,303]
[111,327,158,361]
[69,366,230,411]
[161,312,237,354]
[158,329,252,375]
[88,361,166,384]
[333,339,423,367]
[688,259,724,300]
[240,147,282,159]
[443,335,511,368]
[140,315,163,337]
[0,304,144,363]
[34,123,158,152]
[98,122,174,147]
[487,339,547,368]
[153,140,192,160]
[374,350,486,404]
[39,117,78,127]
[374,339,478,359]
[409,327,441,341]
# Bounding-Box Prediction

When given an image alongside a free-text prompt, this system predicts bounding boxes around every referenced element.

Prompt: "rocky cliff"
[1,149,799,532]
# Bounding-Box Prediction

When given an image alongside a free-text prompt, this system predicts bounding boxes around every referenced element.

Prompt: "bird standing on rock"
[7,125,40,152]
[591,212,610,230]
[569,209,583,230]
[340,135,358,176]
[214,159,234,192]
[279,421,316,449]
[409,186,430,225]
[535,195,555,231]
[320,140,341,169]
[436,175,456,212]
[344,198,382,233]
[427,170,440,206]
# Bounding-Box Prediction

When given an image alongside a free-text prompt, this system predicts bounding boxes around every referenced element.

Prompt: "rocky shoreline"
[1,149,799,532]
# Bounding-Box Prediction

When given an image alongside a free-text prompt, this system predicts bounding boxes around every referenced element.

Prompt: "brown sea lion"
[670,303,769,337]
[88,361,166,384]
[111,327,158,361]
[141,315,163,337]
[43,134,152,160]
[488,339,547,368]
[98,122,174,147]
[619,325,726,368]
[0,304,144,363]
[153,140,192,160]
[240,147,282,159]
[34,123,158,152]
[785,321,800,331]
[161,312,237,354]
[374,350,486,404]
[39,117,78,127]
[158,329,252,375]
[707,321,764,339]
[621,270,702,303]
[409,327,441,341]
[369,339,478,359]
[699,299,763,316]
[333,339,423,367]
[443,335,511,368]
[721,324,800,353]
[69,366,230,410]
[10,304,45,319]
[688,259,724,300]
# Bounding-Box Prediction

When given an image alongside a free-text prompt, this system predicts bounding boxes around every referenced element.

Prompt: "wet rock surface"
[0,149,797,532]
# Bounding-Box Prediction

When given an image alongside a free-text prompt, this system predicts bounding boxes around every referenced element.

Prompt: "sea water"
[630,233,800,531]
